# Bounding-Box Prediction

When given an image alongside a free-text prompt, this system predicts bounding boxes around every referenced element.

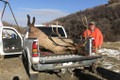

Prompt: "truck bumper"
[33,59,97,71]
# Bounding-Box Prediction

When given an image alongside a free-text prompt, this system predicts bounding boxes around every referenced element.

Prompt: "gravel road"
[0,54,120,80]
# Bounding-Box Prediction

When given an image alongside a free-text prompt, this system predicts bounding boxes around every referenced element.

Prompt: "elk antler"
[55,21,76,46]
[82,16,89,40]
[81,16,93,46]
[48,21,75,47]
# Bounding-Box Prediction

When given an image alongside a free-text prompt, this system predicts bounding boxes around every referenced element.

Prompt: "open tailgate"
[39,54,102,64]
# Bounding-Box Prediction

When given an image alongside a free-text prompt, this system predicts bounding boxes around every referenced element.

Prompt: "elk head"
[27,15,44,38]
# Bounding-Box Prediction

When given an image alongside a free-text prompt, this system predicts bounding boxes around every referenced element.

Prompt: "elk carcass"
[27,15,88,55]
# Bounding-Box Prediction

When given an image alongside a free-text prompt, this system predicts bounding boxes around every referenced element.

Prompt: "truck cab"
[0,26,23,59]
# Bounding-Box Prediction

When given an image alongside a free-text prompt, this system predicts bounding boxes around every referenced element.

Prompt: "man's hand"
[98,45,101,49]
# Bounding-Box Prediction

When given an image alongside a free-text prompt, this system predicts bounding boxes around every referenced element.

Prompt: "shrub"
[55,4,120,42]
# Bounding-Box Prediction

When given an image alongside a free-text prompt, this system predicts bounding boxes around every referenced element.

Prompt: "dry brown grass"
[3,21,27,35]
[102,41,120,51]
[55,3,120,42]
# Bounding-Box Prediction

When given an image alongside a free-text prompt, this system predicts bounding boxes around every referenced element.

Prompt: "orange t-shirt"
[83,27,103,48]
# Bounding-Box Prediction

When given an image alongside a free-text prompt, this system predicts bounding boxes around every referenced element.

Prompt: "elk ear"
[27,14,31,26]
[32,17,35,25]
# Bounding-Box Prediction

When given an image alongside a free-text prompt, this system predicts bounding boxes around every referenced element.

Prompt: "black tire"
[22,50,38,80]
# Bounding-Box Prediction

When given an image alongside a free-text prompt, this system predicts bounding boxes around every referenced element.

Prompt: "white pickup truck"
[0,1,101,80]
[23,24,102,80]
[0,26,23,59]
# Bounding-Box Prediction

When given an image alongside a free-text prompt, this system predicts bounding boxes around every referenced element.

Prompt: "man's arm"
[82,30,87,37]
[99,30,103,49]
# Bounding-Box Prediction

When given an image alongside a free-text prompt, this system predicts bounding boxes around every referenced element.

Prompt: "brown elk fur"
[27,15,87,55]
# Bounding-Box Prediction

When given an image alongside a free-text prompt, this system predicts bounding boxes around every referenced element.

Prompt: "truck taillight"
[45,25,49,27]
[92,40,96,53]
[32,42,37,49]
[92,50,96,53]
[32,54,38,57]
[32,42,38,57]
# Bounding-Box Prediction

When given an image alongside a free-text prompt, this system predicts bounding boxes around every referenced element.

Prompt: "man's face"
[89,24,95,30]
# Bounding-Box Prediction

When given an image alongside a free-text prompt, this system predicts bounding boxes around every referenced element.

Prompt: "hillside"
[3,21,26,35]
[54,3,120,42]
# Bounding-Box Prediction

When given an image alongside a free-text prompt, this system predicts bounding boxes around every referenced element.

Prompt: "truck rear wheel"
[22,51,39,80]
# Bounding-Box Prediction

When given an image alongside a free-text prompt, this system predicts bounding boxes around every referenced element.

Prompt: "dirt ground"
[0,56,29,80]
[0,55,120,80]
[0,42,120,80]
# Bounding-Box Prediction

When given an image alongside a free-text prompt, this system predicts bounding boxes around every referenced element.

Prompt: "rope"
[1,1,7,18]
[7,2,22,34]
[0,0,22,34]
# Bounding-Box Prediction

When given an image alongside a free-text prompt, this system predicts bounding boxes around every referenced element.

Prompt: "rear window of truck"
[36,27,65,37]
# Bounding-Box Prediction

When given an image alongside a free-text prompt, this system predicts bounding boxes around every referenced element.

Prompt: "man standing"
[83,22,103,73]
[83,22,103,50]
